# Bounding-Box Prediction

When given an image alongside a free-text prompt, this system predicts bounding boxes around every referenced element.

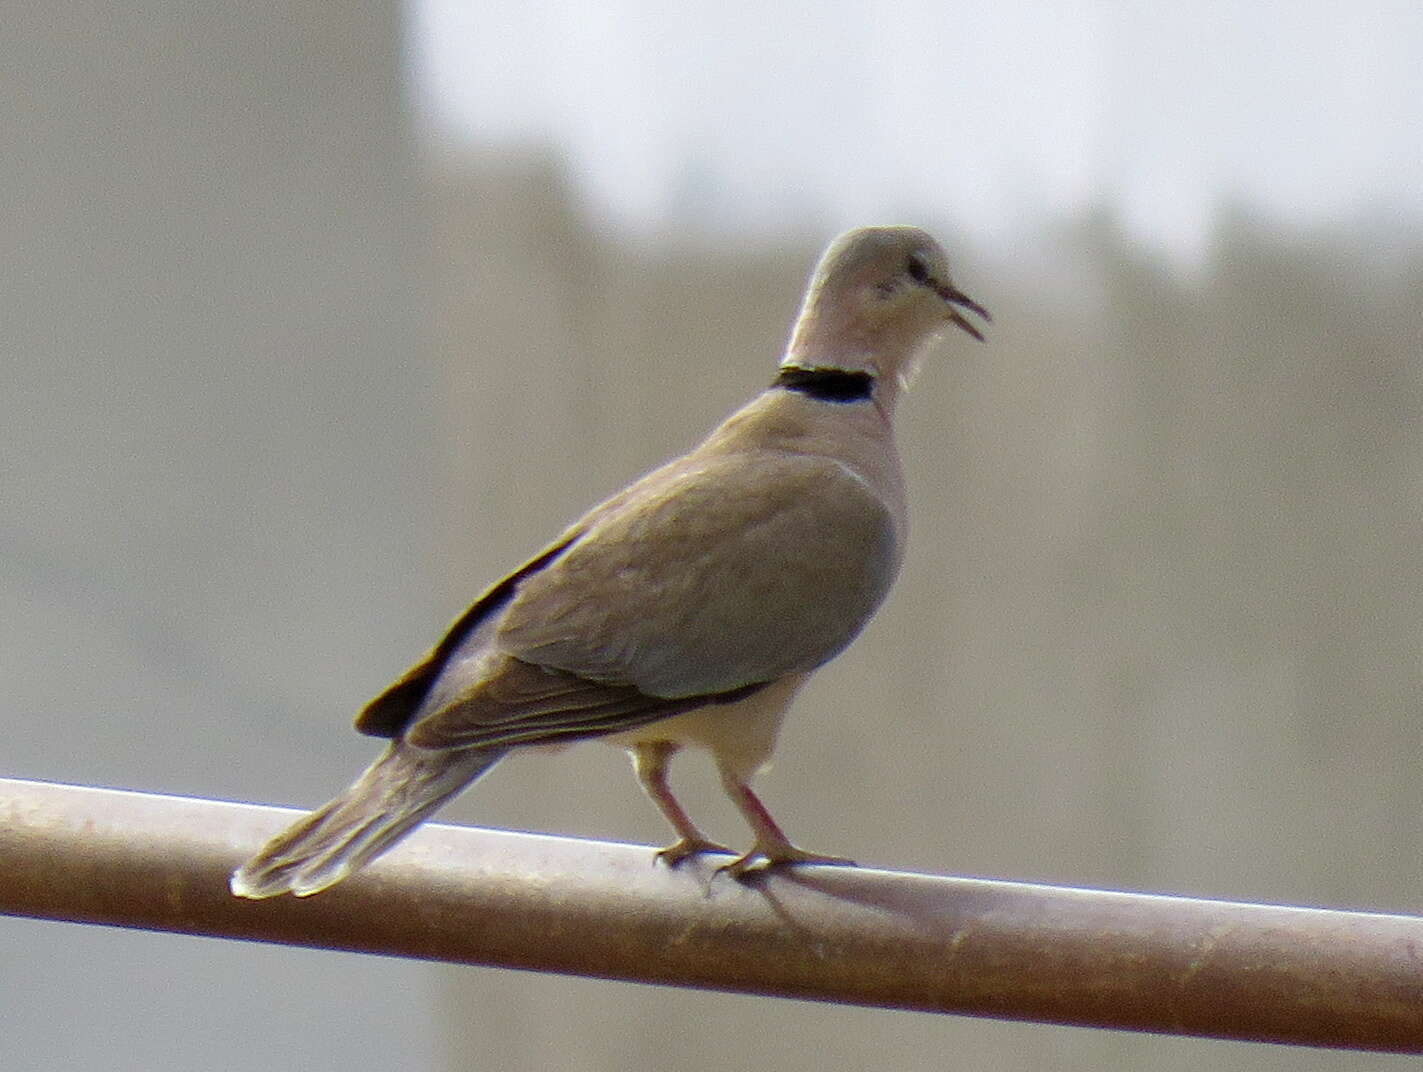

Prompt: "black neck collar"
[773,365,875,403]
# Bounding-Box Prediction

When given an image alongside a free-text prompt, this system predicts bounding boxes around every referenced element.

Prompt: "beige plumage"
[230,225,988,898]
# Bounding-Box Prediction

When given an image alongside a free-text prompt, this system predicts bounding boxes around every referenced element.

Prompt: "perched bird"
[230,225,988,898]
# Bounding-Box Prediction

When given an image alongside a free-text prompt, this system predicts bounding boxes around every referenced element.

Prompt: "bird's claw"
[714,844,856,881]
[654,836,734,867]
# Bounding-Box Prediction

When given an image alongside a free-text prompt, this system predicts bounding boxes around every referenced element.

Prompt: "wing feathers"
[354,533,581,738]
[404,654,765,750]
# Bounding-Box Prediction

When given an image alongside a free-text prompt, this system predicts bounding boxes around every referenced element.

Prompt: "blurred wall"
[429,155,1423,1072]
[1,5,443,1070]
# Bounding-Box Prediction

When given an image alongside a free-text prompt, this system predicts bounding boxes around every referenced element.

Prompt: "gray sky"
[410,1,1423,260]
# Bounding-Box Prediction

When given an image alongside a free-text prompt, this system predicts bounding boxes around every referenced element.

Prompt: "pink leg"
[630,741,732,865]
[716,768,855,878]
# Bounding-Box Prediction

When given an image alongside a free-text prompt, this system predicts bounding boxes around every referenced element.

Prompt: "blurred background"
[3,3,1421,1069]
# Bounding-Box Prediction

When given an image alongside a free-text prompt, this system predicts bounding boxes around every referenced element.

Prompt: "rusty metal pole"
[2,776,1420,1051]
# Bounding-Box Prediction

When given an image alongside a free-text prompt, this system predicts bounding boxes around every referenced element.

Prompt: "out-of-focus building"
[2,4,441,1070]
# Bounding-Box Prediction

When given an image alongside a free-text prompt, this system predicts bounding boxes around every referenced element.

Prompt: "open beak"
[935,282,991,342]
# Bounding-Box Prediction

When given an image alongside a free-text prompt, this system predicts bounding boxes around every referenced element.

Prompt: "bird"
[230,225,988,898]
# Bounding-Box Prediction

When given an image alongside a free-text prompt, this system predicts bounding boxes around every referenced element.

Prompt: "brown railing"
[2,776,1419,1051]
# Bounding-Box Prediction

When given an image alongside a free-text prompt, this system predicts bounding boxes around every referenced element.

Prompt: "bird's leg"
[715,767,855,879]
[630,741,733,865]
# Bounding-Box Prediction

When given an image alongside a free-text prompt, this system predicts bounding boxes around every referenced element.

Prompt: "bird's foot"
[714,843,856,881]
[655,836,734,867]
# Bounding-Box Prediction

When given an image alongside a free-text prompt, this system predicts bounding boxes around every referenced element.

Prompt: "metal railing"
[2,776,1419,1051]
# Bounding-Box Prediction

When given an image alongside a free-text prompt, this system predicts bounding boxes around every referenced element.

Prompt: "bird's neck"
[782,309,924,412]
[772,365,875,403]
[776,351,903,414]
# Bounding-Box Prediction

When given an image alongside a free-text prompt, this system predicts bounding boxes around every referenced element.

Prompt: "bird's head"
[786,226,990,387]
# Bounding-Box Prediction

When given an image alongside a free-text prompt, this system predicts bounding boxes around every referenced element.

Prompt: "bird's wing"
[402,653,764,750]
[353,535,581,737]
[353,441,696,738]
[497,448,901,698]
[369,444,897,748]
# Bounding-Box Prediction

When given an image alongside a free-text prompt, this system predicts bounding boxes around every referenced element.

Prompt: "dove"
[230,225,988,898]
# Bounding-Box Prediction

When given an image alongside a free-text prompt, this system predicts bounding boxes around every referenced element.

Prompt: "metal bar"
[2,776,1420,1051]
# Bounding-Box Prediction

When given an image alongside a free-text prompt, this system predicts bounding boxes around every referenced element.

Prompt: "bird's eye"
[906,255,931,285]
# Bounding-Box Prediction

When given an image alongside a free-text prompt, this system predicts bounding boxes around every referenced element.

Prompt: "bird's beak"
[935,282,991,342]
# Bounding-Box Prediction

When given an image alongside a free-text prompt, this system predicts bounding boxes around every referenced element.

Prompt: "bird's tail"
[230,742,505,899]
